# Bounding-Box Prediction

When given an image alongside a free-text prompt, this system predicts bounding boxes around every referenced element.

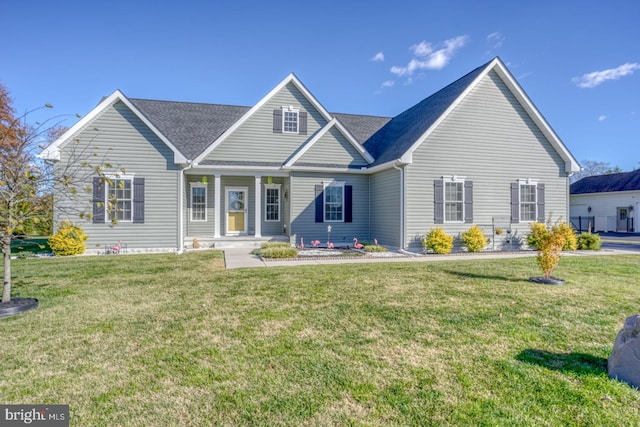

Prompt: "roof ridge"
[129,97,251,110]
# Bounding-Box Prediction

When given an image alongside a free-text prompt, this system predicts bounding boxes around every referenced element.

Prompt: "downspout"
[177,161,194,254]
[392,162,405,250]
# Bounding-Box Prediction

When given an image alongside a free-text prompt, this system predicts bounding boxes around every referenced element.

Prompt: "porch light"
[629,205,634,212]
[201,176,208,184]
[587,206,592,213]
[283,189,288,201]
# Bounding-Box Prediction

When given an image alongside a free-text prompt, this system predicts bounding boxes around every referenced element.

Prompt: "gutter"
[176,160,194,254]
[392,161,406,250]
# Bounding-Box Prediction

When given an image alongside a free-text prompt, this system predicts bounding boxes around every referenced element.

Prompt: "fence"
[570,216,595,232]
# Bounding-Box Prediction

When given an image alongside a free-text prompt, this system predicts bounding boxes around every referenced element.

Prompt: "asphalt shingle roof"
[570,169,640,194]
[125,59,493,166]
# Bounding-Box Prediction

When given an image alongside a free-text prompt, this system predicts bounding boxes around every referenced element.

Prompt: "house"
[39,57,580,253]
[570,169,640,233]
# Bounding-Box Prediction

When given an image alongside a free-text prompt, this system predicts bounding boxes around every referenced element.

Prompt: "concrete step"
[185,236,290,250]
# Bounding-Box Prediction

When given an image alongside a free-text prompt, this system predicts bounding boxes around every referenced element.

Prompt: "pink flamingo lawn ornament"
[111,240,122,254]
[300,237,304,248]
[327,242,334,249]
[311,240,321,248]
[374,238,378,246]
[353,237,364,249]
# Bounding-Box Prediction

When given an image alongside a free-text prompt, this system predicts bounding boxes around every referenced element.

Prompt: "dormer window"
[283,106,299,133]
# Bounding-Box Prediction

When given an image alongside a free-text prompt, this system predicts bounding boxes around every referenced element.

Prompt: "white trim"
[282,106,299,133]
[37,90,187,164]
[284,118,374,166]
[519,181,538,223]
[189,182,208,222]
[264,184,281,222]
[402,57,580,174]
[106,175,134,223]
[254,177,262,238]
[194,73,333,164]
[442,177,465,223]
[214,174,221,238]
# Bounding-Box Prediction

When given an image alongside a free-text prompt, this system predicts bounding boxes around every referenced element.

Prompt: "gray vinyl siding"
[404,70,569,251]
[296,127,369,167]
[185,175,214,237]
[289,172,369,246]
[56,101,180,251]
[205,83,328,164]
[370,168,402,247]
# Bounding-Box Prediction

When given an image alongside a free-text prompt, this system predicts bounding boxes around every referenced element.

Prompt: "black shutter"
[92,177,105,224]
[345,185,352,223]
[537,183,545,223]
[510,182,520,224]
[434,180,444,224]
[315,184,324,222]
[464,181,473,223]
[133,177,145,224]
[273,109,282,133]
[299,112,307,135]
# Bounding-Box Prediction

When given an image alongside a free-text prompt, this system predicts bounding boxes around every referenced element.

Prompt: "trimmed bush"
[578,232,601,250]
[260,242,292,250]
[423,227,454,254]
[526,222,547,250]
[528,221,568,279]
[461,225,489,252]
[259,246,299,259]
[557,222,578,251]
[48,222,88,256]
[364,244,388,253]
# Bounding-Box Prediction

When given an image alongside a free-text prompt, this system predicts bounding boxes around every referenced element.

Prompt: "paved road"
[601,242,640,253]
[598,232,640,253]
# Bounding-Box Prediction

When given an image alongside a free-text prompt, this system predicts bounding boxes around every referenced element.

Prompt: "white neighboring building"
[570,169,640,233]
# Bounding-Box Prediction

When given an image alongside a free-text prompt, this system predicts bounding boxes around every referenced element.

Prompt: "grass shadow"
[443,269,530,284]
[516,349,608,376]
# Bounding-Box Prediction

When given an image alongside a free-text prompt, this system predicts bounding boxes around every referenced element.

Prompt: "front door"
[617,207,629,232]
[226,187,248,235]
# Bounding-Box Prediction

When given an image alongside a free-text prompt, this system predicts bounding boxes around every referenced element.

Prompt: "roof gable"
[193,73,333,164]
[571,169,640,194]
[38,90,187,164]
[285,118,373,168]
[364,57,580,173]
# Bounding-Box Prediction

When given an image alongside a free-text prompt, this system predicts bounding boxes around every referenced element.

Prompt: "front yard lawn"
[1,252,639,426]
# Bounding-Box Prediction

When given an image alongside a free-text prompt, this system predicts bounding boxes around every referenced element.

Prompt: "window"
[191,183,207,221]
[520,183,537,222]
[445,181,464,222]
[108,178,132,222]
[324,182,344,222]
[283,107,298,133]
[265,184,280,221]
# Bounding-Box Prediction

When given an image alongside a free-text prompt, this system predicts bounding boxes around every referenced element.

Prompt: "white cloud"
[391,35,469,77]
[371,52,385,62]
[572,63,640,88]
[381,80,395,87]
[598,115,607,121]
[487,32,505,49]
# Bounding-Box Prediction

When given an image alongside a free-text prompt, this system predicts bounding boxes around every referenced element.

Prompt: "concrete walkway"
[223,246,640,269]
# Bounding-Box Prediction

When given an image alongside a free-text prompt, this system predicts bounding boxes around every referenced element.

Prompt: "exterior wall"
[370,168,402,247]
[204,83,328,164]
[571,191,640,232]
[56,101,180,251]
[289,172,370,247]
[296,128,369,167]
[404,70,569,251]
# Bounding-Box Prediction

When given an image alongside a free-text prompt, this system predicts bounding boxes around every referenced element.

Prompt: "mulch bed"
[0,297,39,318]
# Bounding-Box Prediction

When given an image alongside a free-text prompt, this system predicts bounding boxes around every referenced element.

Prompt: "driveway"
[598,232,640,253]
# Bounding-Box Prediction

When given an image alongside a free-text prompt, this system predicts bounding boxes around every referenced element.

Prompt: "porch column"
[254,176,262,238]
[214,174,221,238]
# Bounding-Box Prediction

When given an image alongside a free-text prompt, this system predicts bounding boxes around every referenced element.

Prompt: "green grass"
[1,252,640,426]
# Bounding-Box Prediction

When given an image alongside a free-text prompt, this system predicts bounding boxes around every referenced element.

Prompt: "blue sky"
[4,0,639,171]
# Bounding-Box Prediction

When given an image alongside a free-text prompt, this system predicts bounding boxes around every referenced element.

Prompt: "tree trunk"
[2,242,11,303]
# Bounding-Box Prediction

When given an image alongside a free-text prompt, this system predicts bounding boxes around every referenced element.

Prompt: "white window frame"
[323,181,345,223]
[282,106,299,133]
[264,184,281,222]
[519,179,538,222]
[190,182,207,222]
[443,176,465,223]
[106,174,134,223]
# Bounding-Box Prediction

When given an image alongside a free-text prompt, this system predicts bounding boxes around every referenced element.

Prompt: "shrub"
[461,225,489,252]
[528,221,567,279]
[48,222,88,256]
[261,242,292,249]
[578,232,601,250]
[259,246,298,259]
[423,227,454,254]
[364,244,388,253]
[557,222,578,251]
